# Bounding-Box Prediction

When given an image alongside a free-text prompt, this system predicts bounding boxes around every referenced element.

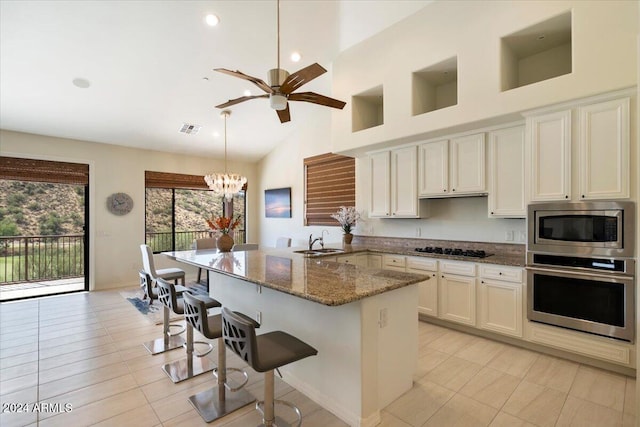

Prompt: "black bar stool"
[222,307,318,427]
[182,292,257,422]
[141,272,188,355]
[157,278,221,383]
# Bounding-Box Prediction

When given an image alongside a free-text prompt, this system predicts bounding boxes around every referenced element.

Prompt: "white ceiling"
[0,0,430,162]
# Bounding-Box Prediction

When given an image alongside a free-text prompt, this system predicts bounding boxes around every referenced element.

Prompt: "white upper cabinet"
[369,151,391,217]
[369,146,422,218]
[418,140,448,196]
[391,146,419,217]
[450,134,486,195]
[419,133,485,198]
[578,97,629,200]
[527,110,572,201]
[526,95,630,202]
[488,125,526,218]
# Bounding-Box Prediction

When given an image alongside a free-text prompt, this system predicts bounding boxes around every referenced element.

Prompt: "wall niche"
[412,56,458,116]
[352,85,384,132]
[501,11,572,91]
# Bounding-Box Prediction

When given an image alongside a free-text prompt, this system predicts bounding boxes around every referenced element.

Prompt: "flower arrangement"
[205,214,241,235]
[330,206,361,234]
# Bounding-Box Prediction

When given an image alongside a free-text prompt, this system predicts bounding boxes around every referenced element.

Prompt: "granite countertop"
[163,248,429,307]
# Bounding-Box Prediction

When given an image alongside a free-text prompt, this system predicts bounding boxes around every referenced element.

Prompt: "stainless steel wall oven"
[526,201,635,342]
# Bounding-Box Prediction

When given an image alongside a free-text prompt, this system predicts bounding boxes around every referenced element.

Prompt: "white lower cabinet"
[478,265,523,338]
[383,254,407,272]
[407,257,438,317]
[368,254,383,269]
[336,255,357,265]
[438,260,476,326]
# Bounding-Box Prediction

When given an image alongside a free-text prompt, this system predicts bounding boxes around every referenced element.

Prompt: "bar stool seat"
[157,278,221,383]
[222,307,318,427]
[183,293,257,423]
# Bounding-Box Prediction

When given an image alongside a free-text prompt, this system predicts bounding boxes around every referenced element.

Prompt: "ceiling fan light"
[270,94,288,110]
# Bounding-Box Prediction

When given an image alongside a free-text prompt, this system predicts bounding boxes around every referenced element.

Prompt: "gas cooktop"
[414,247,493,258]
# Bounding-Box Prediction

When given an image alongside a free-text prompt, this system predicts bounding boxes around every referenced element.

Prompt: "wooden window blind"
[0,156,89,185]
[145,171,248,191]
[304,153,355,226]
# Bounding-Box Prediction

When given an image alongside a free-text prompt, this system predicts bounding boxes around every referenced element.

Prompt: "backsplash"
[352,235,525,258]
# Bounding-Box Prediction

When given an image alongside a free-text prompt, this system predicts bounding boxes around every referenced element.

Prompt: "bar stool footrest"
[183,340,214,357]
[256,399,302,427]
[212,367,250,392]
[167,322,185,337]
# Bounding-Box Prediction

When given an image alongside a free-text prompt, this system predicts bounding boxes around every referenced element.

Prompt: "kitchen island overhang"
[163,248,429,427]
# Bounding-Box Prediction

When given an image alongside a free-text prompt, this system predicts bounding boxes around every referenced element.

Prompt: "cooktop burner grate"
[414,247,493,258]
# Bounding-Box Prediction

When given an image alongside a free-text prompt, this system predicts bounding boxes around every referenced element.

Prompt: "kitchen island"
[163,247,429,427]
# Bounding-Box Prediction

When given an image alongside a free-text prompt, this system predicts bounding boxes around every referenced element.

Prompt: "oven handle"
[526,265,634,281]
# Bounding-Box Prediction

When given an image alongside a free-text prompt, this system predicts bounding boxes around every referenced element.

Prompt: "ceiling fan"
[213,0,346,123]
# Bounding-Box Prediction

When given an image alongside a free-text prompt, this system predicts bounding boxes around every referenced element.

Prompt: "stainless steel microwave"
[527,201,635,258]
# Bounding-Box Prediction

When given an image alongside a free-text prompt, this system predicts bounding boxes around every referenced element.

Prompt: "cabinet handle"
[481,280,484,284]
[581,195,585,199]
[432,273,436,277]
[565,195,569,199]
[441,275,445,278]
[443,189,447,192]
[491,211,494,215]
[452,188,456,192]
[499,272,502,275]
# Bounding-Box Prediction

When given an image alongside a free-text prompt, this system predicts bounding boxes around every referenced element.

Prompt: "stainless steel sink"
[293,248,345,256]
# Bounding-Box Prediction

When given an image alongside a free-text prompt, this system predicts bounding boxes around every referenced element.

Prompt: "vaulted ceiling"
[0,0,430,162]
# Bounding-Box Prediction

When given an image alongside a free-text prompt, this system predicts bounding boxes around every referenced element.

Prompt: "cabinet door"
[528,110,571,201]
[439,274,476,326]
[369,151,390,217]
[578,98,629,200]
[478,278,522,337]
[408,266,438,317]
[336,255,357,264]
[488,126,526,217]
[368,254,382,269]
[355,254,369,268]
[391,146,419,217]
[450,133,486,194]
[418,140,448,197]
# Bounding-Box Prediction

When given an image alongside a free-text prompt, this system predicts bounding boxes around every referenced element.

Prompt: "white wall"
[0,129,258,290]
[256,107,347,248]
[332,0,639,154]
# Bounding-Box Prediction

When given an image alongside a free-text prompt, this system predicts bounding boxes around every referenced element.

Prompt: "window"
[304,153,355,226]
[145,171,246,253]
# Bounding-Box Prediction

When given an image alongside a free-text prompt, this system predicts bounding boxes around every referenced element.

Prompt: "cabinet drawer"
[479,264,523,283]
[383,254,406,269]
[406,257,437,272]
[337,255,357,264]
[440,260,476,277]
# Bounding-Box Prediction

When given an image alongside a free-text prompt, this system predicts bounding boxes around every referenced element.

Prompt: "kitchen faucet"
[308,233,323,250]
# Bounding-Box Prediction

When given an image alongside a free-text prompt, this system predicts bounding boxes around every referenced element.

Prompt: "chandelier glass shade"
[204,110,247,200]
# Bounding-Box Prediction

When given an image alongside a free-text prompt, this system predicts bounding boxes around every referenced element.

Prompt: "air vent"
[179,123,202,135]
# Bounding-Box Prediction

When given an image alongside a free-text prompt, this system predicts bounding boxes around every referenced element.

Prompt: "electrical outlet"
[505,230,514,241]
[519,231,526,242]
[379,308,388,328]
[415,227,421,237]
[256,311,262,324]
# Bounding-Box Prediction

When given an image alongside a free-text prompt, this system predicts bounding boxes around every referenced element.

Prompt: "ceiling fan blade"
[279,63,327,94]
[288,92,346,109]
[215,94,269,109]
[276,104,291,123]
[214,68,274,94]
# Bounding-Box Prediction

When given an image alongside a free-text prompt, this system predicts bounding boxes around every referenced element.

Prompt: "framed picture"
[265,187,291,218]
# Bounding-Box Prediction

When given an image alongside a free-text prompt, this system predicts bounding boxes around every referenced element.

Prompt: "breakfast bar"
[163,248,429,427]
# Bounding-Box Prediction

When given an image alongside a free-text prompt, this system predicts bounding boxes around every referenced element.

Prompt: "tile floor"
[0,289,636,427]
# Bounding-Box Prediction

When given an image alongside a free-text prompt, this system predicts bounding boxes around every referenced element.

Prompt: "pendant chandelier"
[204,110,247,200]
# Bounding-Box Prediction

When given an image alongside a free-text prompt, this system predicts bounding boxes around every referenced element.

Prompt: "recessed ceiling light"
[72,78,91,88]
[243,89,251,97]
[205,14,219,26]
[290,52,302,62]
